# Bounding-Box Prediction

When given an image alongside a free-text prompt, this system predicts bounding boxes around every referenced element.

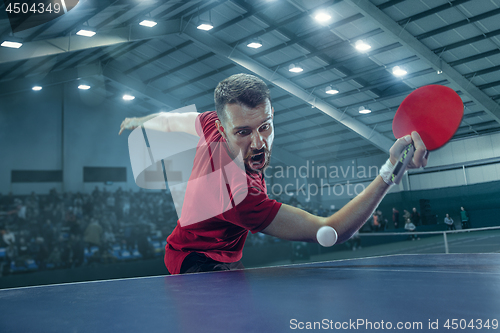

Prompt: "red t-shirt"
[164,111,282,274]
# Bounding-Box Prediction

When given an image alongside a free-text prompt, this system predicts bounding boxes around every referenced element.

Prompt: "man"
[119,73,428,274]
[370,212,380,232]
[404,218,419,241]
[444,213,455,230]
[411,207,421,226]
[392,207,400,229]
[83,218,103,249]
[376,210,387,231]
[460,206,470,229]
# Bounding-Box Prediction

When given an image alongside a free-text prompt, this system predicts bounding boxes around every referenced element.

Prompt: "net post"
[443,232,449,254]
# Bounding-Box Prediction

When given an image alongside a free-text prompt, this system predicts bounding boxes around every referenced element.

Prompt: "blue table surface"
[1,253,499,333]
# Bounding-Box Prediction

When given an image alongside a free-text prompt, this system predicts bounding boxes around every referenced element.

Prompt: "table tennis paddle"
[390,85,464,184]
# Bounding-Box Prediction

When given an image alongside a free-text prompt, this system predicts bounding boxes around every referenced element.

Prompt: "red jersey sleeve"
[196,111,220,139]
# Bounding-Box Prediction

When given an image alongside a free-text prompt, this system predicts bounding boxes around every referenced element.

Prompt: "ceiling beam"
[0,19,181,65]
[303,144,376,160]
[344,0,500,125]
[271,147,308,168]
[415,7,500,40]
[276,129,352,146]
[102,64,181,113]
[396,0,471,26]
[180,23,395,154]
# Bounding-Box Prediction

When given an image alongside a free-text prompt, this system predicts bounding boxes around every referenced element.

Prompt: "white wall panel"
[467,164,499,184]
[407,131,500,190]
[408,174,420,190]
[444,170,458,187]
[452,168,467,186]
[427,133,500,169]
[428,172,444,189]
[492,133,500,157]
[477,135,494,160]
[484,164,499,182]
[467,166,484,184]
[410,172,426,190]
[450,139,467,165]
[496,163,500,179]
[409,169,466,190]
[464,137,482,162]
[428,145,446,166]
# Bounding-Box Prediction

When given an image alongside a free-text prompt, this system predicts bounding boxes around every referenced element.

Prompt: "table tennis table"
[1,253,499,332]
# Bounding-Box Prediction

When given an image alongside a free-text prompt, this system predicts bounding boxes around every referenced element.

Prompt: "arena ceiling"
[1,0,500,165]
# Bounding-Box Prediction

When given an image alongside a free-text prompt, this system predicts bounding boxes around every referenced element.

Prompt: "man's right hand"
[119,117,141,135]
[389,131,428,169]
[118,112,199,137]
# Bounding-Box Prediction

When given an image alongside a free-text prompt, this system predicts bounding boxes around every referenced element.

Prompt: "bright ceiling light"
[123,94,135,101]
[32,86,42,91]
[247,38,262,49]
[76,29,96,37]
[78,84,91,90]
[197,20,213,31]
[1,41,22,48]
[355,40,371,51]
[140,20,157,27]
[392,66,407,76]
[358,106,371,114]
[314,12,331,22]
[325,86,339,95]
[289,64,303,73]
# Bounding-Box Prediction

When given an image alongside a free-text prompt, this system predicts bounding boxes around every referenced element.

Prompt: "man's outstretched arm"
[262,176,391,244]
[262,132,428,244]
[118,112,199,137]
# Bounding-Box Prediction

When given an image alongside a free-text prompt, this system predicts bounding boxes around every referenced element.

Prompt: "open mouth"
[249,152,265,170]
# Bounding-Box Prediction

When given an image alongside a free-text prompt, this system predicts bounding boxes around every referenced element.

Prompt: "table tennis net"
[345,226,500,256]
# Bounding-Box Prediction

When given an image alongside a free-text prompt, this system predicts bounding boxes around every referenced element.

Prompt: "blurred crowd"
[367,207,423,232]
[2,187,462,275]
[0,187,179,276]
[0,189,334,276]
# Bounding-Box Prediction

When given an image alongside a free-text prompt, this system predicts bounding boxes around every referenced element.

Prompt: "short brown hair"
[214,73,271,123]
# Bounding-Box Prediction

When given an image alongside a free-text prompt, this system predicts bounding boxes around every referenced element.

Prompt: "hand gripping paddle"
[390,85,464,184]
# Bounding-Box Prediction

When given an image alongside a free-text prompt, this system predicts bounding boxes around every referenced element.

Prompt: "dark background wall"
[0,82,139,195]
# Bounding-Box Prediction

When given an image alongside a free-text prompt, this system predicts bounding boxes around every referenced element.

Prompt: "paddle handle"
[390,143,414,185]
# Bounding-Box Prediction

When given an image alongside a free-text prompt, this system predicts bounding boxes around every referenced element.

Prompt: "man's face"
[215,100,274,173]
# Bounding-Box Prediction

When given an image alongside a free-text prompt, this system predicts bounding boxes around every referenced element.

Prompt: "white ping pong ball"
[316,226,338,247]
